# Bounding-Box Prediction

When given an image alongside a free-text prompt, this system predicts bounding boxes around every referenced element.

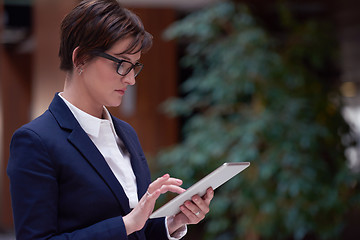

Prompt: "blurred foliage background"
[155,0,360,239]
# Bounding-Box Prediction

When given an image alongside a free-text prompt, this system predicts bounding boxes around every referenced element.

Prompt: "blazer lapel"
[111,118,149,200]
[67,127,131,213]
[49,94,131,214]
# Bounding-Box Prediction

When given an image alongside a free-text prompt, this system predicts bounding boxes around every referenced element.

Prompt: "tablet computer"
[150,162,250,219]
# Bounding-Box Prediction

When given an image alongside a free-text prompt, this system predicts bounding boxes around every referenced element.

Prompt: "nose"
[122,70,136,86]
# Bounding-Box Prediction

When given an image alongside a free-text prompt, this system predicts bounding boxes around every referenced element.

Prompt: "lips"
[115,89,126,95]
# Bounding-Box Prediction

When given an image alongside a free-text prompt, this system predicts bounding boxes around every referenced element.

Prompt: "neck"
[62,73,104,118]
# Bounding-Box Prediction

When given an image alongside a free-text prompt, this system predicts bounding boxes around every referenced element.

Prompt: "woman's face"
[81,37,141,109]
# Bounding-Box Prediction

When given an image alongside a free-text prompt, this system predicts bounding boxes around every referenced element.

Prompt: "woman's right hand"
[123,174,185,235]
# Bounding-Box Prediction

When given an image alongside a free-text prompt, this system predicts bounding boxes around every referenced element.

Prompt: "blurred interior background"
[1,0,360,239]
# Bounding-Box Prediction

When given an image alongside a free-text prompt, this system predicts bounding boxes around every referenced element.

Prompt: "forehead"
[109,37,142,57]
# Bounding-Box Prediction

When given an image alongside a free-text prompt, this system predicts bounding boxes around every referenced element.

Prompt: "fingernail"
[163,174,169,178]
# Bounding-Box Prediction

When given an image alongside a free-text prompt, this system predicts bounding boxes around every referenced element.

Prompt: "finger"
[148,175,184,193]
[162,178,184,187]
[180,202,203,223]
[148,175,183,193]
[191,195,209,214]
[147,174,170,193]
[159,185,186,195]
[202,187,214,206]
[186,200,204,217]
[142,189,161,206]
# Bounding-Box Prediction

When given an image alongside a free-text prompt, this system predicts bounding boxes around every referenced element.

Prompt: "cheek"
[86,64,115,85]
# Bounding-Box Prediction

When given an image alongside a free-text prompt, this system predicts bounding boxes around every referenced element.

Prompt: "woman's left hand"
[167,187,214,235]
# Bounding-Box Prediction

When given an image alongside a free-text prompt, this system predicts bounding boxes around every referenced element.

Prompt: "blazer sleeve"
[144,218,168,240]
[7,128,128,240]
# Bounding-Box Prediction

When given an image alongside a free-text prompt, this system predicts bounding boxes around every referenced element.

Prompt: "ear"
[72,46,82,69]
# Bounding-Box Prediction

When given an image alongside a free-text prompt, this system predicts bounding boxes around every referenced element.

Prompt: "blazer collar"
[48,93,132,214]
[48,93,79,131]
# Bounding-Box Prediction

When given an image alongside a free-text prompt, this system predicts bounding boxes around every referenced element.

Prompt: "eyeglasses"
[94,52,144,77]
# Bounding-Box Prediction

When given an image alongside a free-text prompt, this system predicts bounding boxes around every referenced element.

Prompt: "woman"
[7,0,213,239]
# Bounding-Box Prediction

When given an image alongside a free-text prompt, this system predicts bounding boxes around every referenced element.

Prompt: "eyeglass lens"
[118,61,143,77]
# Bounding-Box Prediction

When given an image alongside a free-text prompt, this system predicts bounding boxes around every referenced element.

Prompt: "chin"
[105,96,123,107]
[108,100,122,108]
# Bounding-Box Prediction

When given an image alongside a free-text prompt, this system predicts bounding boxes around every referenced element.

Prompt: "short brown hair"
[59,0,153,71]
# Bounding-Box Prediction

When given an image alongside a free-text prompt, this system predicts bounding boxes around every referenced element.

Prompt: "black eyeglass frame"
[94,52,144,77]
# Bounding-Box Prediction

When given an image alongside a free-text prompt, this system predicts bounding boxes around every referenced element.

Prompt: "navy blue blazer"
[7,94,168,240]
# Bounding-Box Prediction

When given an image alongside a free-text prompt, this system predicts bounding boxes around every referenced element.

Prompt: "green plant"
[156,1,360,239]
